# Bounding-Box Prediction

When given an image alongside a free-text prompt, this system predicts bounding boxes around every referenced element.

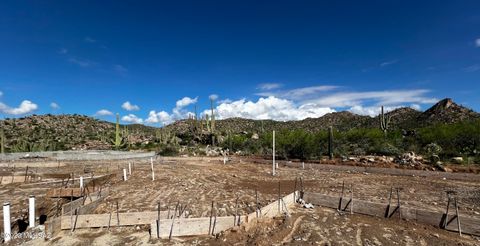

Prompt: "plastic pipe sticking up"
[3,202,11,242]
[272,130,276,176]
[151,158,155,181]
[29,195,35,228]
[123,168,127,181]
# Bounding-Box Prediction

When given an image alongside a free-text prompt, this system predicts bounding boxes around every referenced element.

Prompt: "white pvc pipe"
[302,162,305,169]
[79,176,84,189]
[123,168,127,181]
[151,158,155,181]
[29,195,35,228]
[272,130,276,176]
[128,162,132,175]
[3,202,11,242]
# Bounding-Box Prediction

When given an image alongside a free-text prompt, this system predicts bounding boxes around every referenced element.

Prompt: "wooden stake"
[278,181,281,213]
[208,201,214,234]
[24,166,29,183]
[157,202,160,238]
[169,203,178,240]
[338,181,345,211]
[234,196,239,226]
[294,177,298,203]
[443,195,451,228]
[455,197,462,236]
[116,201,120,226]
[255,189,259,218]
[70,189,73,230]
[350,184,354,214]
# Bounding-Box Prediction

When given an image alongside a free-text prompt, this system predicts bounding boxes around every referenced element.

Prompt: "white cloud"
[121,114,143,124]
[95,109,113,116]
[175,97,197,109]
[257,83,283,90]
[306,89,437,108]
[172,96,197,118]
[476,38,480,47]
[349,104,423,117]
[218,98,232,104]
[145,110,172,125]
[257,85,339,100]
[121,101,140,111]
[50,102,60,110]
[348,105,399,117]
[0,100,38,115]
[410,104,421,110]
[203,96,334,121]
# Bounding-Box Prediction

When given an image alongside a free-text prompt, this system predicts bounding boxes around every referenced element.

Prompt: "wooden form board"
[0,175,27,184]
[61,189,110,215]
[47,188,84,198]
[61,211,186,230]
[151,191,298,238]
[304,192,480,236]
[61,191,298,236]
[150,216,245,238]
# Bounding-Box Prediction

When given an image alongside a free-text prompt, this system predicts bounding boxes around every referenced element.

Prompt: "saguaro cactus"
[114,113,121,149]
[206,114,211,132]
[379,106,391,138]
[210,98,215,132]
[328,126,334,160]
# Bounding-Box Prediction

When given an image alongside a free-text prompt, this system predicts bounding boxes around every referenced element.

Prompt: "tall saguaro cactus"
[206,114,211,132]
[328,126,334,160]
[114,113,121,149]
[210,98,215,133]
[379,106,391,138]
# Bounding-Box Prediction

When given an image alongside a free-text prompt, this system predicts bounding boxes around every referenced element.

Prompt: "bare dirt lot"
[1,156,479,245]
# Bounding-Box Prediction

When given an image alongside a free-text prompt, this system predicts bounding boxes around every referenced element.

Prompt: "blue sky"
[0,1,479,125]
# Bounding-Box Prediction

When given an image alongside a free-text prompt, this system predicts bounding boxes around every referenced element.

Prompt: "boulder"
[451,157,463,164]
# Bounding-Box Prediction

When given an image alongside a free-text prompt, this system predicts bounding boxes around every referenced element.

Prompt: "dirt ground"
[1,156,479,245]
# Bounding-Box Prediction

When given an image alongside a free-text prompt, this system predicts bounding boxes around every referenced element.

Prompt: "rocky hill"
[166,98,479,134]
[0,98,478,152]
[0,114,157,152]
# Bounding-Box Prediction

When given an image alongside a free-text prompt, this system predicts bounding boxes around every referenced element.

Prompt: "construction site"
[0,150,478,245]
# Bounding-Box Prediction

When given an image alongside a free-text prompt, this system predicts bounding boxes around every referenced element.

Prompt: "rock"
[443,167,453,172]
[251,133,259,140]
[451,157,463,164]
[303,203,314,209]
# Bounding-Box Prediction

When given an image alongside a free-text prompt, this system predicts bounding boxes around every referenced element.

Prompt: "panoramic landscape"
[1,1,479,245]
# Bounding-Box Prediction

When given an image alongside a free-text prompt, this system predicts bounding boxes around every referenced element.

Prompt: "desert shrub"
[157,145,179,156]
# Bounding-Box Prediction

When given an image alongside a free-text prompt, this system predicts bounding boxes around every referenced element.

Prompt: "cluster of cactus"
[11,137,56,152]
[155,128,178,145]
[379,106,391,138]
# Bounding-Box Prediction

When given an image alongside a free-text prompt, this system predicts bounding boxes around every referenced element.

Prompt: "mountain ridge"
[0,98,478,151]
